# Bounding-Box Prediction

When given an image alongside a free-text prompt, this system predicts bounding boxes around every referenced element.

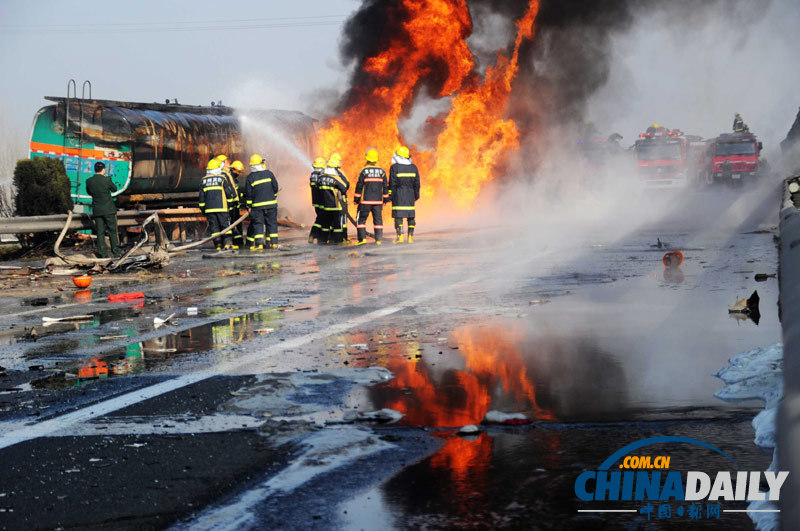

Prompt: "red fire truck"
[633,125,705,189]
[700,132,762,186]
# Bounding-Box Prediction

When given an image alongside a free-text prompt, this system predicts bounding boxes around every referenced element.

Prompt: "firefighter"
[388,145,420,243]
[308,157,326,244]
[199,159,235,250]
[216,155,245,249]
[319,155,349,244]
[245,154,279,250]
[329,152,350,243]
[354,147,388,245]
[733,113,745,133]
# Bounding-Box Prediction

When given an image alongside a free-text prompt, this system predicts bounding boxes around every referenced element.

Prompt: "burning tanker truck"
[28,96,317,214]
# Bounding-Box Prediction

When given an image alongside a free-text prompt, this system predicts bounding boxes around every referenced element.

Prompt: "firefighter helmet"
[249,154,264,166]
[215,154,228,162]
[395,146,410,159]
[313,157,326,168]
[365,148,379,163]
[230,160,244,172]
[327,155,341,168]
[207,159,222,170]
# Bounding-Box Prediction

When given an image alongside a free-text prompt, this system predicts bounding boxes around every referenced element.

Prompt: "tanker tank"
[29,97,318,212]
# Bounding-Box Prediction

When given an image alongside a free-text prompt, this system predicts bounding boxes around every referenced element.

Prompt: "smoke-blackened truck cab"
[633,127,703,189]
[702,132,762,186]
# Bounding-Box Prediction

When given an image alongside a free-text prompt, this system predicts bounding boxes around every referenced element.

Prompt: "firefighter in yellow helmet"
[354,147,388,245]
[308,157,327,244]
[216,155,244,249]
[244,154,279,250]
[318,155,349,244]
[328,153,350,242]
[199,159,236,250]
[388,146,420,243]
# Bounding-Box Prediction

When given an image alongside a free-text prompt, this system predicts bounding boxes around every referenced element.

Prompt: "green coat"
[86,173,117,216]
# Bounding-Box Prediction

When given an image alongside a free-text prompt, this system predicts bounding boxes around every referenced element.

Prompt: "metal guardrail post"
[778,175,800,529]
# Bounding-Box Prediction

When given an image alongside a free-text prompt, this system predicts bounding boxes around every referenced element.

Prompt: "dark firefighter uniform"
[245,163,279,248]
[354,165,388,243]
[733,114,745,133]
[222,167,244,248]
[389,155,420,242]
[318,167,348,244]
[308,158,326,243]
[335,168,350,242]
[199,167,235,249]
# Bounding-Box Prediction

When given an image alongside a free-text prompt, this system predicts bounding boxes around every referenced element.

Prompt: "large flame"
[318,0,540,211]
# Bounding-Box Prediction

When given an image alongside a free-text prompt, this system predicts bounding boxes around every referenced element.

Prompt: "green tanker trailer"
[29,97,317,213]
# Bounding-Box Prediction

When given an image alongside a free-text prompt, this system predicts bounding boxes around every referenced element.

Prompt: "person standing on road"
[354,148,388,245]
[308,157,326,244]
[388,146,420,244]
[199,159,235,250]
[245,154,280,250]
[328,153,350,243]
[318,156,349,244]
[226,159,246,249]
[86,162,122,258]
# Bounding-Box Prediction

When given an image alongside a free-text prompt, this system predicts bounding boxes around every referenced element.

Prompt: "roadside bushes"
[13,157,73,216]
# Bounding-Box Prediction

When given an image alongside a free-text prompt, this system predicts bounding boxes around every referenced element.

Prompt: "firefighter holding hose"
[354,148,388,245]
[318,155,349,244]
[216,155,244,249]
[245,154,279,250]
[198,159,235,250]
[388,146,420,243]
[308,157,326,244]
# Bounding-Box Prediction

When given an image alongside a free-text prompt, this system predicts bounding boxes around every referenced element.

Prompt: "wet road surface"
[0,185,783,529]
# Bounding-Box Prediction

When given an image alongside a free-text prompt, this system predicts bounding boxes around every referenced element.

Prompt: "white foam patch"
[714,343,784,531]
[179,426,394,531]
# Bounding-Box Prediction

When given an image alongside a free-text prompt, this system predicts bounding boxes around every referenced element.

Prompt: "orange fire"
[318,0,541,211]
[374,322,553,427]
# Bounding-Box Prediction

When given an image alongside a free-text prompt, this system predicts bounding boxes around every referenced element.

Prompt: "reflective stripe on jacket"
[245,169,279,209]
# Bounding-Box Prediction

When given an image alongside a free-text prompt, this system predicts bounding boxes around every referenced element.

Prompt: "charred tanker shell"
[29,97,317,208]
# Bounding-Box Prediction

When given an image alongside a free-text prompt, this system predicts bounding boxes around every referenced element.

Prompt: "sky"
[1,0,799,161]
[0,0,357,140]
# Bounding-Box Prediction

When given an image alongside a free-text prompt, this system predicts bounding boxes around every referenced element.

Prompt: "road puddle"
[31,307,288,389]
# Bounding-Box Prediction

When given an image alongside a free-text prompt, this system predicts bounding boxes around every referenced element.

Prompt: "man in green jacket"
[85,162,121,258]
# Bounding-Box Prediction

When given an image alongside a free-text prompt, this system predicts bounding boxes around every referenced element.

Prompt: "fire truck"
[633,125,704,189]
[700,132,762,186]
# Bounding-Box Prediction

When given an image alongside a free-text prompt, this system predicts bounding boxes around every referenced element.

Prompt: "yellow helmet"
[230,160,244,172]
[313,157,326,169]
[215,154,228,163]
[365,148,379,163]
[249,154,263,166]
[395,146,410,159]
[652,123,661,129]
[207,159,222,170]
[327,155,341,168]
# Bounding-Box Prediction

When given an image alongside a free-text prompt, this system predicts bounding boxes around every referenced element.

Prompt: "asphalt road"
[0,183,784,530]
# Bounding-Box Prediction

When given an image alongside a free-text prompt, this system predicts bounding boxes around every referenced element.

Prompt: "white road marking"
[0,273,483,450]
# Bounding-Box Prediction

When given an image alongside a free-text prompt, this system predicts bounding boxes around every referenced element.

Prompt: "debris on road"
[108,292,145,303]
[41,314,93,324]
[729,290,761,324]
[187,307,198,316]
[346,408,404,424]
[482,410,533,425]
[153,313,176,329]
[662,250,684,267]
[755,273,776,282]
[528,299,550,305]
[458,424,481,435]
[71,275,92,288]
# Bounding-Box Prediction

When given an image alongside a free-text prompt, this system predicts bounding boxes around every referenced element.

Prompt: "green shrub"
[13,157,73,216]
